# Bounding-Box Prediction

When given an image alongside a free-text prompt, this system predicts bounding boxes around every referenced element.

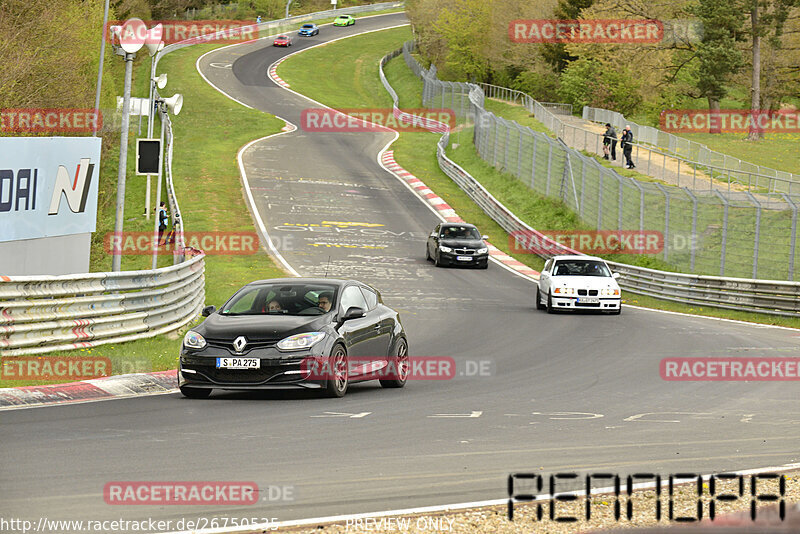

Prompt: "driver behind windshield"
[317,292,333,312]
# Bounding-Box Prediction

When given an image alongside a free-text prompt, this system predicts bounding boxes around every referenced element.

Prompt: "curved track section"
[2,13,800,529]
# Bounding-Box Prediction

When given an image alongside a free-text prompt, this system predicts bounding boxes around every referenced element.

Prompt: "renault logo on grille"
[233,336,248,353]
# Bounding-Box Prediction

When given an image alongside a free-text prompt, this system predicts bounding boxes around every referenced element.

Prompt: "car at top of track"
[333,14,356,26]
[426,222,489,269]
[179,278,409,398]
[272,34,292,46]
[298,23,320,36]
[536,255,621,314]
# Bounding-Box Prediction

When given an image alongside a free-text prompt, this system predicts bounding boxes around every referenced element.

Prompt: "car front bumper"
[179,347,327,390]
[438,251,489,266]
[550,295,621,311]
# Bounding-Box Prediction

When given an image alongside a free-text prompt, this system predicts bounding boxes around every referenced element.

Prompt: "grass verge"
[277,27,800,329]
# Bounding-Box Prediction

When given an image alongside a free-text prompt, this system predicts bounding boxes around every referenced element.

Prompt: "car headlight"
[277,332,326,351]
[183,330,206,349]
[439,245,452,253]
[554,287,574,295]
[476,247,488,254]
[600,288,620,296]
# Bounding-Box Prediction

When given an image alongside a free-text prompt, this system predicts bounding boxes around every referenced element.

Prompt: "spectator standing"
[157,201,168,245]
[602,123,617,160]
[620,125,635,169]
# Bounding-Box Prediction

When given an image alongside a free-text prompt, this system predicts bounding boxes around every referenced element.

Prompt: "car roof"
[551,254,605,262]
[441,222,478,229]
[245,278,366,288]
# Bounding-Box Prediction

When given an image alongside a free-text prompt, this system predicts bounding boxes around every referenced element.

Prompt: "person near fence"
[620,125,635,169]
[603,123,617,160]
[157,202,168,245]
[256,15,262,24]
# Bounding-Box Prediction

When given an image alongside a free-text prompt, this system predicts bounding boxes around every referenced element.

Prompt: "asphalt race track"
[2,12,800,531]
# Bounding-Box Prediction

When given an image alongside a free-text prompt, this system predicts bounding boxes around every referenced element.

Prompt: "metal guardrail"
[382,42,800,317]
[0,254,205,356]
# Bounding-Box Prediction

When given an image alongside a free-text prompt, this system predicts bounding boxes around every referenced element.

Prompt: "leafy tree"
[745,0,798,139]
[558,57,641,115]
[430,0,492,80]
[541,0,594,72]
[688,0,745,132]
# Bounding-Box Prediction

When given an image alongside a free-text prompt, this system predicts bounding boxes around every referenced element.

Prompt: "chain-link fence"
[401,41,800,281]
[584,105,800,195]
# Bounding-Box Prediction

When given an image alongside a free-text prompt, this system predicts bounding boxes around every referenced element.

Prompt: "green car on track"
[333,15,355,26]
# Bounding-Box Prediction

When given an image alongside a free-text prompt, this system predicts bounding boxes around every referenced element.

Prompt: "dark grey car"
[179,278,408,398]
[426,223,489,268]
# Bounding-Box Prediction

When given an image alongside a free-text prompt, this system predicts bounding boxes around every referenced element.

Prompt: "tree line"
[405,0,800,138]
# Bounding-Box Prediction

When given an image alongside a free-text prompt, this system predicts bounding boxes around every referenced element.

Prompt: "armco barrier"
[382,43,800,317]
[0,254,205,356]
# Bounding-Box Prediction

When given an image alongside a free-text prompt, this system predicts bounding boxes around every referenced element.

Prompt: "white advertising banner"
[0,137,102,242]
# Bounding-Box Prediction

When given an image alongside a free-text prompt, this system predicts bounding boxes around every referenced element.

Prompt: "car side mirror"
[341,307,366,321]
[481,235,488,240]
[612,272,621,279]
[201,305,216,317]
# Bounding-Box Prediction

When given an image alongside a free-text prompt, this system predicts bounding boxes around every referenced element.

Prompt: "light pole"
[110,18,161,271]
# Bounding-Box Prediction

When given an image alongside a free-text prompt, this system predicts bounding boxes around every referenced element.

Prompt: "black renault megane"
[179,278,409,398]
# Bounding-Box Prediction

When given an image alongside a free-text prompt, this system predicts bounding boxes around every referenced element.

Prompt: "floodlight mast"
[109,18,150,271]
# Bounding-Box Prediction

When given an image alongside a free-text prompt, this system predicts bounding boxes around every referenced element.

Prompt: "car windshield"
[277,35,288,39]
[440,226,480,239]
[553,260,612,277]
[302,24,313,28]
[221,283,338,316]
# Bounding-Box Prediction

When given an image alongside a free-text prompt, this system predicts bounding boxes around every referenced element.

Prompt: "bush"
[558,58,642,116]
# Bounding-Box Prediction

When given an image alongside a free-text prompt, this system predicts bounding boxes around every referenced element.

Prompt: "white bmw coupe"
[536,255,622,314]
